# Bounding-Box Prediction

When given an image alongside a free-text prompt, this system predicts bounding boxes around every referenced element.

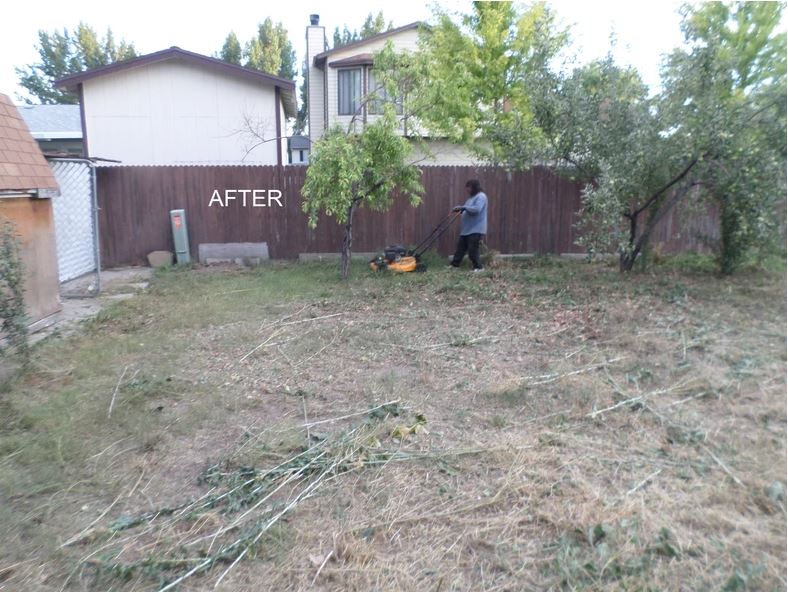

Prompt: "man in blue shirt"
[450,179,488,271]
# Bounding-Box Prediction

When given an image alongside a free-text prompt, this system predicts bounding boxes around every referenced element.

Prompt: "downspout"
[275,87,283,166]
[78,83,89,157]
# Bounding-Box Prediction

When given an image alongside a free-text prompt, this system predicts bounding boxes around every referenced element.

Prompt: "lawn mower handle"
[411,210,461,258]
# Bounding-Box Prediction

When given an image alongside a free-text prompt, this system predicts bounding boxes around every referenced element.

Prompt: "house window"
[338,68,362,116]
[367,69,403,115]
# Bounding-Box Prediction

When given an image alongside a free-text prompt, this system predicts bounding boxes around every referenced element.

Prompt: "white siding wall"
[83,60,280,164]
[309,27,475,165]
[325,29,420,130]
[413,140,480,167]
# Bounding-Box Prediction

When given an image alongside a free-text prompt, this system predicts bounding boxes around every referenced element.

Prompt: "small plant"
[0,218,28,362]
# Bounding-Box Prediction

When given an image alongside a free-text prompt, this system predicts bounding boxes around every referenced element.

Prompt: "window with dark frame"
[337,68,362,116]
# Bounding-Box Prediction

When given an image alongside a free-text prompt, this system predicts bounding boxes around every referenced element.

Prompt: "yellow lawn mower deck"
[369,211,460,273]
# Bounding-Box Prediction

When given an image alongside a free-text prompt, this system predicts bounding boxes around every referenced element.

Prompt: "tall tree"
[243,18,296,80]
[16,23,136,104]
[547,57,691,271]
[398,0,785,273]
[374,1,567,166]
[220,32,242,65]
[361,12,391,38]
[546,2,786,272]
[665,1,787,273]
[333,25,359,48]
[332,12,393,49]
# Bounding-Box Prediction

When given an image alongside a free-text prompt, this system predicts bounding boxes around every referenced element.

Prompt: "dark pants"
[451,233,484,269]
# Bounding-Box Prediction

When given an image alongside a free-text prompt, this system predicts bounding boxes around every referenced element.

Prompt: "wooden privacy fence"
[95,165,717,268]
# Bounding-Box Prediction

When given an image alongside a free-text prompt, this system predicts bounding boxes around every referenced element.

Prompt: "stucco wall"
[83,60,280,164]
[0,196,60,325]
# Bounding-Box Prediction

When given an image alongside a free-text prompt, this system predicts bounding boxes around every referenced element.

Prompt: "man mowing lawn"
[451,179,488,271]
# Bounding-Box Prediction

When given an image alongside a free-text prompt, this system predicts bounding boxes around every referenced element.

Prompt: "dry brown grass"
[1,256,785,591]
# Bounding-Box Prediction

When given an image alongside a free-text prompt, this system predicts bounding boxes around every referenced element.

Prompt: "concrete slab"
[147,250,174,267]
[198,243,269,263]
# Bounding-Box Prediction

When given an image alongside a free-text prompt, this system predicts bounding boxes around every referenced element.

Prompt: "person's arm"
[462,194,486,215]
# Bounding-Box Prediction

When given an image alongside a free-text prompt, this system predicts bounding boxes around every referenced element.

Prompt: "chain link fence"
[49,159,100,295]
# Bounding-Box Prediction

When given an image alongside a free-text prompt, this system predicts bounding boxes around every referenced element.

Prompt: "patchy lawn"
[1,256,785,591]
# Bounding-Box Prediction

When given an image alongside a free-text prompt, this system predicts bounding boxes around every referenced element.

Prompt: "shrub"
[0,217,28,361]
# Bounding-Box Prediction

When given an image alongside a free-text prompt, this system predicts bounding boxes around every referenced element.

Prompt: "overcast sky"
[2,0,693,103]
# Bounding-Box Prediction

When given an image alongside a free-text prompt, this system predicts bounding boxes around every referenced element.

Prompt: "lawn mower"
[369,211,461,273]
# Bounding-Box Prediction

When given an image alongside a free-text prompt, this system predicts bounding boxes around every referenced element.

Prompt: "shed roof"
[0,94,59,194]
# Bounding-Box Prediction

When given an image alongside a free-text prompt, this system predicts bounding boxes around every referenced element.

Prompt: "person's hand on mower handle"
[452,206,465,213]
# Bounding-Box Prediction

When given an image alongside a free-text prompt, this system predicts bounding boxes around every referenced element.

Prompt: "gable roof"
[314,22,423,65]
[19,104,82,139]
[0,94,59,194]
[55,46,297,117]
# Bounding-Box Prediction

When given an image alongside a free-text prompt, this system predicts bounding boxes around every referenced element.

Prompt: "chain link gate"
[49,159,100,293]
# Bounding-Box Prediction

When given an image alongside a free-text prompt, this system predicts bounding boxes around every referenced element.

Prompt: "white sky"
[1,0,690,103]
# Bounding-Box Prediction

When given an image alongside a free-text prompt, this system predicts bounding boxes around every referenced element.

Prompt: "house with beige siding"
[305,16,476,166]
[56,47,296,165]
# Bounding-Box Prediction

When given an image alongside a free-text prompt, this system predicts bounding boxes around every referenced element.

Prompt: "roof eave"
[313,21,424,62]
[55,47,296,93]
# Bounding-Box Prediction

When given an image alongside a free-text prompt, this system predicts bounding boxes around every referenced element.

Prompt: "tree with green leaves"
[552,57,698,271]
[237,18,296,80]
[16,23,136,104]
[219,32,243,65]
[302,108,423,279]
[361,12,392,39]
[572,1,786,272]
[403,0,784,273]
[379,1,567,167]
[332,12,393,48]
[333,26,359,48]
[664,1,787,273]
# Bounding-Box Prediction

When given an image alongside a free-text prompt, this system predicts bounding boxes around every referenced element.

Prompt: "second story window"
[367,69,403,115]
[338,68,362,116]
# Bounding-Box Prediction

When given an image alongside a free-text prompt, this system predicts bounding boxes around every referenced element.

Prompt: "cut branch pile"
[71,403,431,590]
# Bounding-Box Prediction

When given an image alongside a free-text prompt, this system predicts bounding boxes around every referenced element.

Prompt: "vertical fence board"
[95,165,717,268]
